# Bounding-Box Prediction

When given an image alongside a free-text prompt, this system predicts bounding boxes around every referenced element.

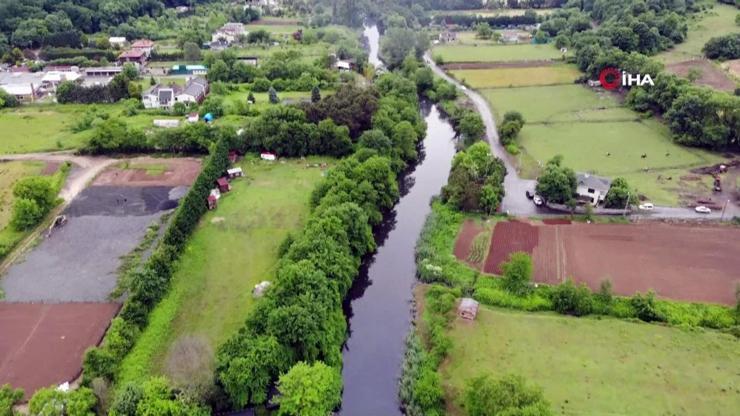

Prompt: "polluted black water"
[339,100,458,415]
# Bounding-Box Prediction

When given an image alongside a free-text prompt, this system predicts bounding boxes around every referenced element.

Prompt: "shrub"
[273,361,342,416]
[501,252,533,296]
[630,291,666,322]
[11,198,44,230]
[463,374,552,416]
[0,384,23,416]
[551,279,594,316]
[29,386,97,416]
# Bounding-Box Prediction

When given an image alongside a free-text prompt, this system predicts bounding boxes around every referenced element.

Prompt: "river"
[338,26,458,416]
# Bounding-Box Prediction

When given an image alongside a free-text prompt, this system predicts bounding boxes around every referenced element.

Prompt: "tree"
[501,252,533,296]
[207,60,230,82]
[459,112,485,145]
[381,27,420,69]
[29,386,97,416]
[199,96,224,118]
[702,34,740,60]
[311,85,321,103]
[498,111,525,146]
[535,156,576,204]
[273,361,341,416]
[463,374,552,416]
[268,87,279,104]
[442,142,506,213]
[13,176,56,212]
[1,384,23,416]
[475,22,493,40]
[604,177,635,208]
[183,41,201,61]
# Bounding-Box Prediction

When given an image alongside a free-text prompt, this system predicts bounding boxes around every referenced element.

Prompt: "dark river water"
[338,40,458,412]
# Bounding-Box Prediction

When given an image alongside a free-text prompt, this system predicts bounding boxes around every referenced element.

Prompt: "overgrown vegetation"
[441,142,507,214]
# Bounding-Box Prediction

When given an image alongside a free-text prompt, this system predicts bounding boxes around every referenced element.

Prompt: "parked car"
[525,190,534,199]
[533,195,543,206]
[638,203,654,210]
[695,206,711,214]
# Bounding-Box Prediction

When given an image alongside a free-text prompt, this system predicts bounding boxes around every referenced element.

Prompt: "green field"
[431,8,556,17]
[441,306,740,415]
[0,161,46,256]
[481,84,722,204]
[116,157,328,386]
[451,65,581,88]
[434,43,564,62]
[657,3,739,64]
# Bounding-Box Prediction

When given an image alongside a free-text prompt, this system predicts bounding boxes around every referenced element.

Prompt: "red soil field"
[453,220,485,267]
[483,221,538,274]
[482,221,740,305]
[93,157,201,187]
[0,303,120,399]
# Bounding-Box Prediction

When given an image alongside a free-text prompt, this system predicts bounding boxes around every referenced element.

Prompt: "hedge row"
[81,136,232,385]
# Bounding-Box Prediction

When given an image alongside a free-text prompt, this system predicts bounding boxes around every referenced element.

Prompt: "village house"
[211,22,247,45]
[575,173,612,206]
[142,77,209,109]
[438,30,457,43]
[108,36,127,48]
[131,39,155,57]
[118,49,147,65]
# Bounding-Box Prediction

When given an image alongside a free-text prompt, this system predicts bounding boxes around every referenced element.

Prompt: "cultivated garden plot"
[449,64,581,88]
[433,43,564,63]
[477,221,740,305]
[441,306,740,416]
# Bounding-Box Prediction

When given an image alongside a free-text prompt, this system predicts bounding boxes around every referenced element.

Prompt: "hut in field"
[458,298,479,320]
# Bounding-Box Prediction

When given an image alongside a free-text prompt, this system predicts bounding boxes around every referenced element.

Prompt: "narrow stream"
[339,26,458,416]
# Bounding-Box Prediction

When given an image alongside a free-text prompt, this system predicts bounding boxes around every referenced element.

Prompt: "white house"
[109,37,127,48]
[576,173,612,206]
[143,77,209,109]
[335,60,352,72]
[175,77,209,104]
[211,23,246,45]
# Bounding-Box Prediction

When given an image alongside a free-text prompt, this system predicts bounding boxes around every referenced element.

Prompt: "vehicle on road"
[526,190,534,199]
[695,206,711,214]
[638,203,654,210]
[533,195,543,206]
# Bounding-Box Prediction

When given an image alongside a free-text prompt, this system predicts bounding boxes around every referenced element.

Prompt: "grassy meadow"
[0,105,102,154]
[657,3,739,64]
[441,306,740,416]
[0,161,46,258]
[451,65,580,88]
[433,43,564,62]
[116,156,328,386]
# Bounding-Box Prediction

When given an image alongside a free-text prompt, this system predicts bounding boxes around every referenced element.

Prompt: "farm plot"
[0,303,120,399]
[450,64,581,88]
[116,157,327,386]
[481,221,740,305]
[666,59,736,92]
[453,220,491,268]
[441,306,740,416]
[433,43,563,63]
[657,3,739,64]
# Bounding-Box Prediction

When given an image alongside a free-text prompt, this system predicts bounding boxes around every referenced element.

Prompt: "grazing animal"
[641,153,647,158]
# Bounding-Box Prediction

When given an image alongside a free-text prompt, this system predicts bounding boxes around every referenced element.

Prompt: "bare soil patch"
[483,221,538,274]
[441,60,556,70]
[723,59,740,78]
[41,161,60,175]
[453,220,485,267]
[93,157,201,187]
[482,221,740,304]
[666,59,736,92]
[0,303,120,399]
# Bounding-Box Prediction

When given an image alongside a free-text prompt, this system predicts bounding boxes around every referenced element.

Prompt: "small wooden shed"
[216,177,231,193]
[227,167,243,179]
[207,194,218,210]
[458,298,479,321]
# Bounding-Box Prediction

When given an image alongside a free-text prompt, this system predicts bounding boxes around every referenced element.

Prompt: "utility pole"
[720,199,729,221]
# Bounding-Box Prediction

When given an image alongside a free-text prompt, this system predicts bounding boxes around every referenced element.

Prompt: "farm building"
[169,64,208,76]
[118,49,147,65]
[576,173,612,206]
[217,177,231,193]
[260,152,277,161]
[131,39,155,56]
[207,194,218,210]
[227,167,244,179]
[458,298,479,320]
[335,60,352,72]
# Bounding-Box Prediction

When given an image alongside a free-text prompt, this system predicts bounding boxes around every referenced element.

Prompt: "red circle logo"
[599,67,621,90]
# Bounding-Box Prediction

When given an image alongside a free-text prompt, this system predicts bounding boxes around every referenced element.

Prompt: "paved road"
[424,53,543,216]
[424,54,739,221]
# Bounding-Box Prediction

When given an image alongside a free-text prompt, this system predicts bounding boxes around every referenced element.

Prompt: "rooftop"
[576,173,612,193]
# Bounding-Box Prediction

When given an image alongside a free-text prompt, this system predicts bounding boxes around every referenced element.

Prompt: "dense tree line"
[216,70,425,413]
[442,141,507,214]
[432,11,541,28]
[702,33,740,60]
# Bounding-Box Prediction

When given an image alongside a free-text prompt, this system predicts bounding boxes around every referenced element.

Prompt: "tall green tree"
[535,156,577,204]
[463,374,552,416]
[273,361,342,416]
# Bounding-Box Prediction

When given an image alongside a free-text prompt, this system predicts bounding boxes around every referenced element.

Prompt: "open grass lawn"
[0,161,45,255]
[657,3,739,64]
[451,65,581,89]
[441,306,740,416]
[116,157,328,385]
[433,43,564,63]
[0,105,100,154]
[481,84,631,123]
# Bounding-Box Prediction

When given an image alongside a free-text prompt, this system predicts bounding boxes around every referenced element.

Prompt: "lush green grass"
[0,161,45,228]
[482,84,630,123]
[116,156,328,386]
[433,44,564,63]
[657,3,739,64]
[451,65,581,89]
[441,306,740,416]
[430,8,556,17]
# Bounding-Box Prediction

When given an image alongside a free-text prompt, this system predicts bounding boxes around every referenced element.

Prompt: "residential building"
[118,49,147,65]
[211,22,246,45]
[176,77,209,104]
[142,77,209,109]
[131,39,155,57]
[575,173,612,206]
[335,60,352,72]
[438,30,457,43]
[84,67,123,77]
[0,84,35,103]
[109,37,127,48]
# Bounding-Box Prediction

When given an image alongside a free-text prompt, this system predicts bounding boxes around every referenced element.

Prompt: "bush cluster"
[441,142,507,214]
